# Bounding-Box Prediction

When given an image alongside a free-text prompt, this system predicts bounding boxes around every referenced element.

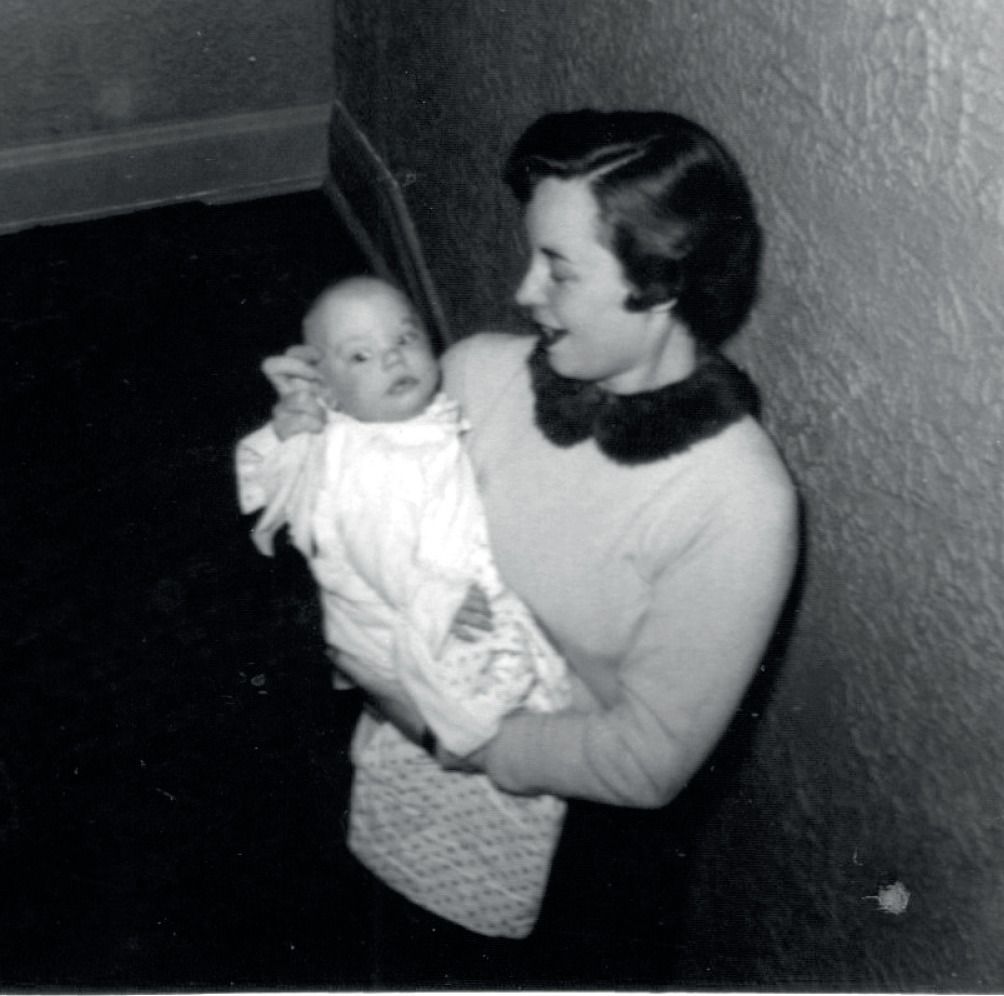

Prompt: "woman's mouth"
[539,326,568,346]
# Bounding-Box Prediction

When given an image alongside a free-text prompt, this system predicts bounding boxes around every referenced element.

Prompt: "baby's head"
[303,276,440,422]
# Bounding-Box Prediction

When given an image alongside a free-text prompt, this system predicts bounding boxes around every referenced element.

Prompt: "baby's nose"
[383,346,405,368]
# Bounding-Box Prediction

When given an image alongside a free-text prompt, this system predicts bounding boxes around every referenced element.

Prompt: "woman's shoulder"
[685,416,799,546]
[441,331,535,405]
[683,415,795,506]
[442,330,533,373]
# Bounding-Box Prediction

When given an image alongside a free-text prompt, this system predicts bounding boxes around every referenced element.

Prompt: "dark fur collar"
[527,339,759,465]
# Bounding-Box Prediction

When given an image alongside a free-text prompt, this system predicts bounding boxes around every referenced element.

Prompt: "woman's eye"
[350,351,371,363]
[399,330,417,345]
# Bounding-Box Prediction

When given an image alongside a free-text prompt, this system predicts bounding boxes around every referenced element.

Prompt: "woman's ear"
[648,296,678,315]
[623,277,681,313]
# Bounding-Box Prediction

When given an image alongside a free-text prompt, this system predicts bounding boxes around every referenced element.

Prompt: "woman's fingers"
[451,584,494,641]
[469,584,492,620]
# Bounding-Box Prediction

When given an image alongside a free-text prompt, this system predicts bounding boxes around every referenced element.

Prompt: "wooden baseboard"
[0,103,331,235]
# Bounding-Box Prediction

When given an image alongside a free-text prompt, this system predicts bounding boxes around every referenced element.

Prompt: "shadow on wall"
[330,0,1004,988]
[324,100,452,351]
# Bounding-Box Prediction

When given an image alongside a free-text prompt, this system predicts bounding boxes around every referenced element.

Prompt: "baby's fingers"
[262,345,323,397]
[272,389,324,440]
[286,343,323,362]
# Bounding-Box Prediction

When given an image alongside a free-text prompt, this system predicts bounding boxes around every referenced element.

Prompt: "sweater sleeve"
[480,474,799,808]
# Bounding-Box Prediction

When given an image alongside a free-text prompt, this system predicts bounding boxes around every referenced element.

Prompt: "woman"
[265,109,798,982]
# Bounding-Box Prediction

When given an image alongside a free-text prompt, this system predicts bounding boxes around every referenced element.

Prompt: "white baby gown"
[236,395,570,937]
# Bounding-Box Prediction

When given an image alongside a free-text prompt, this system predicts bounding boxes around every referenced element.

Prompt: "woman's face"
[514,176,673,393]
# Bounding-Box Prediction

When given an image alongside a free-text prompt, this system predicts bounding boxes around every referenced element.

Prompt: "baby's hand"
[263,343,323,396]
[450,584,494,642]
[262,344,325,440]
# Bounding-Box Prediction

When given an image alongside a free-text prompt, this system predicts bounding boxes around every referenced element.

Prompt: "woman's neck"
[601,319,698,395]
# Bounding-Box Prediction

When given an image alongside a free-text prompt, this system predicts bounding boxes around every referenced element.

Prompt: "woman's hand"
[437,742,488,774]
[261,344,326,441]
[336,648,489,774]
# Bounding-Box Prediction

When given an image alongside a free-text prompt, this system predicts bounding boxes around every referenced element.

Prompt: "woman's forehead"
[526,177,600,236]
[524,176,610,260]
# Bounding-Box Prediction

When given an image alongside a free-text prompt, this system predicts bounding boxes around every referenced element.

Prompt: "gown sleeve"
[234,422,324,557]
[234,423,281,515]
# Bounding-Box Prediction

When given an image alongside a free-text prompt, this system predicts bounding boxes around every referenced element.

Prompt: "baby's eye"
[350,350,372,363]
[398,329,420,345]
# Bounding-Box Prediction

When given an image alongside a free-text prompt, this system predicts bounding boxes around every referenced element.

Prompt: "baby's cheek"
[317,368,343,406]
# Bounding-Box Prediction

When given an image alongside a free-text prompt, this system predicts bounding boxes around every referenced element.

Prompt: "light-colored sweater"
[441,332,799,808]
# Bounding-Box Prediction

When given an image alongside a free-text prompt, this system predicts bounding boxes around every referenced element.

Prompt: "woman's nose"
[514,264,541,309]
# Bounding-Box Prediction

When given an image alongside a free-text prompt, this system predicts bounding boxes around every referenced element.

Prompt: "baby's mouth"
[387,375,419,395]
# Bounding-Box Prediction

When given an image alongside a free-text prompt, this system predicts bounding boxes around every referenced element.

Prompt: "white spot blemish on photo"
[865,880,911,915]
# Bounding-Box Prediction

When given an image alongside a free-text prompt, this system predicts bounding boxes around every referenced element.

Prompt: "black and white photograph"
[2,1,1003,991]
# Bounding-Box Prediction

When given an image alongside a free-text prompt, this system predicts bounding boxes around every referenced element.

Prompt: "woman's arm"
[478,481,799,808]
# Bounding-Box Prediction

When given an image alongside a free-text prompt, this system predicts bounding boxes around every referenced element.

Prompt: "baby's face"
[305,280,440,422]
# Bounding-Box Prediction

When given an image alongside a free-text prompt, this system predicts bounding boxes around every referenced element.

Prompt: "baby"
[235,277,570,938]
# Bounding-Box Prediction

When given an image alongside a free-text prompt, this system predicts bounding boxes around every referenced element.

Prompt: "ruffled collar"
[527,339,759,465]
[323,391,466,441]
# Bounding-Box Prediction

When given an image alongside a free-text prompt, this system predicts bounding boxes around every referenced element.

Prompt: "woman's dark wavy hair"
[504,109,762,348]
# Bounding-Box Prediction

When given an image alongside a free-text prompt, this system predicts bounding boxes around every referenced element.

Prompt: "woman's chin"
[543,344,586,380]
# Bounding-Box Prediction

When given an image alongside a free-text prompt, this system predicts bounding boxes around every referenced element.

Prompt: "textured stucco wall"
[0,0,333,144]
[334,0,1004,988]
